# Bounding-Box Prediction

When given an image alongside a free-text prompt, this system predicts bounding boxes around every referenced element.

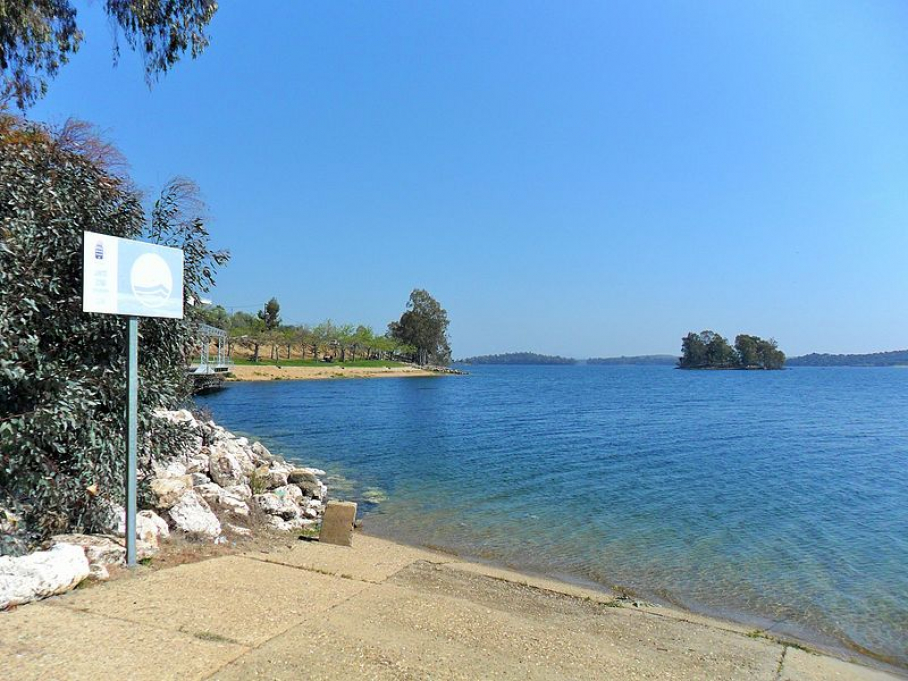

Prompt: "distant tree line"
[202,289,451,366]
[679,331,785,370]
[786,350,908,367]
[588,355,678,366]
[459,352,576,365]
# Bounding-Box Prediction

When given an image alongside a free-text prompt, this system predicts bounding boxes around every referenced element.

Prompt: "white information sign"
[82,231,184,319]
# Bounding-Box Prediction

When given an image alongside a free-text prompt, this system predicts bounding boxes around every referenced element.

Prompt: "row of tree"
[679,331,785,370]
[201,289,452,366]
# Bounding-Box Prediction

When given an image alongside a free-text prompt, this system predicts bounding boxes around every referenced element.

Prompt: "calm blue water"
[197,366,908,667]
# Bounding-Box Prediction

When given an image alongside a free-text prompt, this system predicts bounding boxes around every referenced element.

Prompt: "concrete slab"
[780,647,900,681]
[318,501,357,546]
[51,555,367,647]
[213,571,783,680]
[0,601,245,681]
[245,533,452,583]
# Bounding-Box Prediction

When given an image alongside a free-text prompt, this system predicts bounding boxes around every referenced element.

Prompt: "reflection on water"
[198,365,908,668]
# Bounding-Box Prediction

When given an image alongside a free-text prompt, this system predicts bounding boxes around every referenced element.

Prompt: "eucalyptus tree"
[389,289,451,366]
[0,115,227,548]
[1,0,218,108]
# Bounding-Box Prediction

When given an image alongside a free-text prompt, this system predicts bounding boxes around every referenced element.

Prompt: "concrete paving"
[0,534,902,680]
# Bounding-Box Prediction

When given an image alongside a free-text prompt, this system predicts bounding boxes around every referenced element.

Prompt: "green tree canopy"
[680,330,785,370]
[389,289,451,366]
[257,297,281,330]
[1,0,218,108]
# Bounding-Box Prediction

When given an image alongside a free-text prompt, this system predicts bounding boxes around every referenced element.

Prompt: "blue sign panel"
[82,231,184,319]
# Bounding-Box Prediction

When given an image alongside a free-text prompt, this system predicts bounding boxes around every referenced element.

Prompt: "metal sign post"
[82,231,184,567]
[125,316,139,566]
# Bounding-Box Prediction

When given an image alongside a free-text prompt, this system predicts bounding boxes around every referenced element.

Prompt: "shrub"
[0,114,228,551]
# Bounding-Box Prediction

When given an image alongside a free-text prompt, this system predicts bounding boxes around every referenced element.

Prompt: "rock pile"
[0,410,329,609]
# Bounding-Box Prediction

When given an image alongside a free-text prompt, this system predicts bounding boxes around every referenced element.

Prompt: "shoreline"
[4,531,900,679]
[227,363,439,382]
[355,525,907,678]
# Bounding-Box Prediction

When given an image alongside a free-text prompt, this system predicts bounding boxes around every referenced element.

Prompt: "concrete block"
[319,501,357,547]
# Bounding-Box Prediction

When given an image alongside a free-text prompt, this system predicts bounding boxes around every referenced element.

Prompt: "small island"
[458,352,577,365]
[678,330,785,370]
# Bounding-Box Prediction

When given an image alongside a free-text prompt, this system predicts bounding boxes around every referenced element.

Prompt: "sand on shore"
[1,532,900,680]
[229,363,436,381]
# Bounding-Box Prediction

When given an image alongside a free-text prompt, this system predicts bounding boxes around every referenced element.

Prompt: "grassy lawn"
[231,358,409,368]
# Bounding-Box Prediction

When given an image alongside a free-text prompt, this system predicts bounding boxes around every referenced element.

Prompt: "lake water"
[197,365,908,668]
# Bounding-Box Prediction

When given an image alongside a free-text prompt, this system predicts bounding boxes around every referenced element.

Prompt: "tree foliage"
[389,289,451,366]
[678,330,784,370]
[0,114,228,551]
[1,0,218,108]
[257,297,281,330]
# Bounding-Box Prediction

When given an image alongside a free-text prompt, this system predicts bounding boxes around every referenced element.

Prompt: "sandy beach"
[1,532,900,680]
[229,364,437,381]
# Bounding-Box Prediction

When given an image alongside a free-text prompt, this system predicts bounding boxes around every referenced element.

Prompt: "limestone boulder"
[152,459,188,479]
[273,484,304,504]
[209,444,244,487]
[137,510,170,546]
[150,476,193,510]
[253,493,300,521]
[250,441,272,463]
[167,491,222,540]
[224,484,252,501]
[194,482,225,505]
[0,544,90,609]
[51,534,125,566]
[50,534,157,566]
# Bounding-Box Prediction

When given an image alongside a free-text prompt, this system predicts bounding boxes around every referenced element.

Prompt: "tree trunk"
[253,343,260,362]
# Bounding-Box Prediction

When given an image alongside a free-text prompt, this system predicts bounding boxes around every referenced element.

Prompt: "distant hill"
[787,350,908,367]
[587,355,678,366]
[458,352,577,365]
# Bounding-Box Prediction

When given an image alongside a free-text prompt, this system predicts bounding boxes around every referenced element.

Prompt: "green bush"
[0,115,228,552]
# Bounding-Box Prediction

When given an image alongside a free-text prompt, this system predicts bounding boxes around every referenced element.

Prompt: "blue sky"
[28,1,908,357]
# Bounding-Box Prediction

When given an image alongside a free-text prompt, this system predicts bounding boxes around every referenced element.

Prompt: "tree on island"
[679,330,784,370]
[389,289,451,366]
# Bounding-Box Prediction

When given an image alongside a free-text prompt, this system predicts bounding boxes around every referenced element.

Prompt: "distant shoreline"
[228,364,439,382]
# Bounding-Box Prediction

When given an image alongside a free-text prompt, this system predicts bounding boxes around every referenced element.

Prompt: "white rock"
[0,544,90,609]
[137,510,170,545]
[153,459,188,479]
[167,491,222,540]
[50,534,157,566]
[273,484,303,504]
[150,476,193,509]
[264,515,293,532]
[190,472,211,486]
[209,444,244,487]
[253,493,300,521]
[185,454,210,475]
[194,482,224,504]
[218,492,250,518]
[250,441,271,462]
[225,523,253,537]
[51,534,124,565]
[235,437,249,448]
[303,498,325,519]
[224,484,252,500]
